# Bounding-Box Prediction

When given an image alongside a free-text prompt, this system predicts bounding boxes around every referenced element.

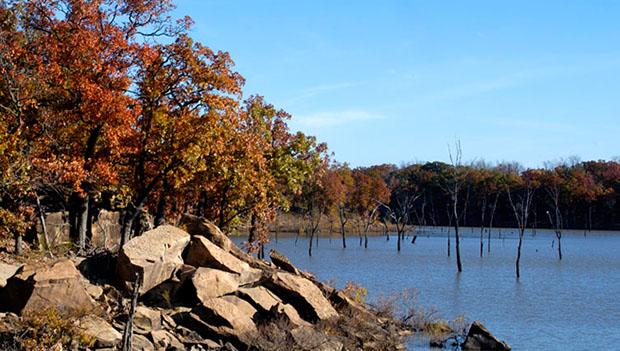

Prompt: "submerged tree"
[505,168,539,278]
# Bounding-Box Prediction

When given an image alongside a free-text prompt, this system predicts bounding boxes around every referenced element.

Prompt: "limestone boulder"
[461,321,511,351]
[150,329,185,350]
[269,249,300,274]
[179,214,272,271]
[133,333,155,351]
[91,210,122,251]
[176,297,258,348]
[0,262,21,288]
[270,303,311,327]
[191,268,240,302]
[266,272,338,322]
[78,315,122,348]
[116,225,190,294]
[36,212,70,248]
[195,297,258,336]
[179,215,233,252]
[134,306,161,334]
[185,236,261,284]
[0,259,96,315]
[236,286,281,313]
[221,295,258,319]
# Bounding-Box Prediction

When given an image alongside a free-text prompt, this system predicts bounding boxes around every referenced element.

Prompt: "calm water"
[234,227,620,350]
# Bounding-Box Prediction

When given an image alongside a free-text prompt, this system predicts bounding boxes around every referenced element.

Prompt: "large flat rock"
[116,225,190,294]
[191,268,240,302]
[185,236,262,284]
[0,262,21,288]
[0,259,96,315]
[266,272,338,322]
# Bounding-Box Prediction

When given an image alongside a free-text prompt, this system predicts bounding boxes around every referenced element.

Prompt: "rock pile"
[0,215,408,350]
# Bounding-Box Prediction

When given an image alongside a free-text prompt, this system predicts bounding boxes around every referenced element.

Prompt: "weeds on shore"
[375,288,468,338]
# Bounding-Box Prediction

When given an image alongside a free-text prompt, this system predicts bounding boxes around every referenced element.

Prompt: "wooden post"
[121,273,141,351]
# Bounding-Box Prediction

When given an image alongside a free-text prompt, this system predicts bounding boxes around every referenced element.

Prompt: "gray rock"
[132,333,155,350]
[91,210,122,251]
[192,268,240,301]
[78,315,122,348]
[0,259,96,315]
[116,225,190,294]
[266,272,339,322]
[185,236,261,284]
[134,305,161,334]
[0,262,21,288]
[237,286,281,313]
[461,321,511,351]
[150,329,184,350]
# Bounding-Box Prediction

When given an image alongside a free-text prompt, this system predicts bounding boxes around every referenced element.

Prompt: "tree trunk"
[35,194,50,252]
[397,229,401,252]
[14,232,22,256]
[516,229,524,278]
[556,232,562,260]
[488,192,499,253]
[453,198,462,272]
[122,273,141,351]
[447,226,451,257]
[308,229,314,257]
[339,208,347,248]
[78,193,89,253]
[154,192,166,227]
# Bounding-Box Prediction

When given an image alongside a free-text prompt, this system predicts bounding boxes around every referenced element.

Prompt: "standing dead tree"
[442,141,465,273]
[505,170,538,279]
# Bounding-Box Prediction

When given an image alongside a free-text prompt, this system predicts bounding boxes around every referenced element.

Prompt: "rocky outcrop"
[266,271,339,322]
[0,221,411,351]
[461,321,511,351]
[0,259,96,315]
[116,225,190,294]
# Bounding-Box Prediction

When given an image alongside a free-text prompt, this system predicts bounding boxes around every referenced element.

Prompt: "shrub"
[16,308,95,350]
[341,281,368,303]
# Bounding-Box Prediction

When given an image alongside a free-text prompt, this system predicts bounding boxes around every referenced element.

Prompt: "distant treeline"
[302,160,620,236]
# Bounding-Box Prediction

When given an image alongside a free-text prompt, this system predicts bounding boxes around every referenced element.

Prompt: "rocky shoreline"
[0,215,510,350]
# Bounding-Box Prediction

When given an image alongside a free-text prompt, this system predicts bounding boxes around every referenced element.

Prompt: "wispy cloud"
[296,109,385,128]
[282,80,367,106]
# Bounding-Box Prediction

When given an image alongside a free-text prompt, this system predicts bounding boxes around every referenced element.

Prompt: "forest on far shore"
[1,0,620,260]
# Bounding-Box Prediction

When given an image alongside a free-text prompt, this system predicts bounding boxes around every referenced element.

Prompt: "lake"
[234,227,620,350]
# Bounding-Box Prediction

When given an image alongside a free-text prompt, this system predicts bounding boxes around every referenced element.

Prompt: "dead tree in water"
[446,204,453,257]
[488,192,500,253]
[542,166,565,260]
[506,170,537,279]
[442,141,465,273]
[338,204,348,248]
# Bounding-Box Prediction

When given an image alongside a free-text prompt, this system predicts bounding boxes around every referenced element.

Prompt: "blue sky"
[174,1,620,167]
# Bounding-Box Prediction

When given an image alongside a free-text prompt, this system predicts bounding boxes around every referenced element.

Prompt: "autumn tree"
[4,0,193,252]
[350,169,390,249]
[121,32,243,244]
